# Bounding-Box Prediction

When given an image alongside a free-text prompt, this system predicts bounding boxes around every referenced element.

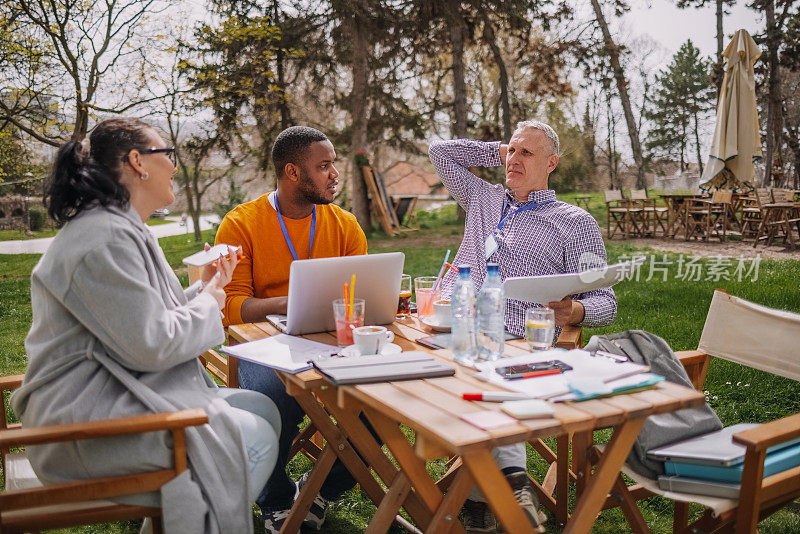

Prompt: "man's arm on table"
[214,214,288,324]
[428,139,502,208]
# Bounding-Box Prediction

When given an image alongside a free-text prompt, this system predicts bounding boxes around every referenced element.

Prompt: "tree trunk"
[714,0,724,97]
[590,0,647,190]
[482,17,511,141]
[449,0,467,221]
[694,111,704,176]
[349,10,371,229]
[764,0,783,187]
[72,103,89,141]
[449,1,467,139]
[273,0,292,130]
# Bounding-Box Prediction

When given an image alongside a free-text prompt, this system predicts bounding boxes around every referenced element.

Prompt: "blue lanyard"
[495,198,554,234]
[275,194,316,261]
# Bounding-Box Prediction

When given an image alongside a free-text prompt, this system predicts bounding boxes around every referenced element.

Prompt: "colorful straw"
[444,262,458,274]
[432,249,451,292]
[349,274,356,319]
[343,283,350,321]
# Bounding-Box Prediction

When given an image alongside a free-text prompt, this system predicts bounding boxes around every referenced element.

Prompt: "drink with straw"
[414,276,440,319]
[333,298,364,346]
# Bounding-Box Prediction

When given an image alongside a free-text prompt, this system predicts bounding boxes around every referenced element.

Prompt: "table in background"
[659,193,703,238]
[228,318,704,533]
[574,195,592,211]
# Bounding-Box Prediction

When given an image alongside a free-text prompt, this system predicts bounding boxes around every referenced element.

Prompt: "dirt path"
[620,237,800,260]
[370,226,800,261]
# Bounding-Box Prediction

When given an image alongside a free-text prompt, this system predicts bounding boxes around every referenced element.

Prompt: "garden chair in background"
[739,189,770,240]
[752,188,800,249]
[630,189,668,237]
[604,190,642,239]
[588,289,800,534]
[684,189,732,241]
[0,375,207,533]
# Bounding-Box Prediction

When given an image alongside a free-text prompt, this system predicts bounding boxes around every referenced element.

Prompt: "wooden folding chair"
[630,189,668,237]
[605,190,642,239]
[589,289,800,534]
[0,375,207,534]
[684,189,732,241]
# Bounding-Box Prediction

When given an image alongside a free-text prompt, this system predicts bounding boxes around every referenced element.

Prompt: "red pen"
[462,392,536,402]
[505,369,562,380]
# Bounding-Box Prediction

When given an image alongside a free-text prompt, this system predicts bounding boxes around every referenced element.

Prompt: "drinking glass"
[332,298,365,346]
[414,276,440,319]
[397,274,412,318]
[525,307,555,351]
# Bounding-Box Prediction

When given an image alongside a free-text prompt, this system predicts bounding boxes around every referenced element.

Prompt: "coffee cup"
[433,299,451,324]
[352,325,395,355]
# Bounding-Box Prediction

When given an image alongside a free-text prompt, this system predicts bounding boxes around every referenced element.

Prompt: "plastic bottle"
[476,263,505,361]
[451,265,477,365]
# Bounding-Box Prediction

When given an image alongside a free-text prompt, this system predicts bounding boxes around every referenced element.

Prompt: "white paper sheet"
[220,334,338,373]
[502,257,646,305]
[473,349,649,399]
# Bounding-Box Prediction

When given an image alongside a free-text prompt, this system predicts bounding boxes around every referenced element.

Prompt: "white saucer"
[420,316,452,332]
[340,343,402,357]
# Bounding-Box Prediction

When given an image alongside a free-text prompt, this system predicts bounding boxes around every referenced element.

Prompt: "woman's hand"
[202,245,242,309]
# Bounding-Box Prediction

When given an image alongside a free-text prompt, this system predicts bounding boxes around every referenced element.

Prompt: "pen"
[462,392,536,402]
[505,369,562,380]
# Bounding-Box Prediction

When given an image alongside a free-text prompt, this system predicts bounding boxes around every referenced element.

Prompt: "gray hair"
[513,120,560,156]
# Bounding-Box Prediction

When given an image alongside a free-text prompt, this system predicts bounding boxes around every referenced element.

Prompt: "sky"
[623,0,765,67]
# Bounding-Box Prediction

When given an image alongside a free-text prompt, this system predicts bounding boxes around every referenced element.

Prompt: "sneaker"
[263,481,298,534]
[462,499,497,534]
[263,508,290,534]
[504,472,547,532]
[298,471,332,530]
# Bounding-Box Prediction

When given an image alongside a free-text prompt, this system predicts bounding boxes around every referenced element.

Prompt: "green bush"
[27,207,46,231]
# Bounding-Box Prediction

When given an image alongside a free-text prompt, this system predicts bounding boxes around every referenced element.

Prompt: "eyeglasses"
[141,147,176,166]
[123,147,177,166]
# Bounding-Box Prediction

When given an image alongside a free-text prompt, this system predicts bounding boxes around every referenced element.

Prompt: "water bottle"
[451,265,477,365]
[476,263,505,361]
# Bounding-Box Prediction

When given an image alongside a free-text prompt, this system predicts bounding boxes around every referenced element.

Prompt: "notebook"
[220,334,337,373]
[657,475,740,499]
[312,351,455,385]
[663,443,800,483]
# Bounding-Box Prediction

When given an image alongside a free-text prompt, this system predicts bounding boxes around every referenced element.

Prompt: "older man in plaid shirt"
[429,121,617,533]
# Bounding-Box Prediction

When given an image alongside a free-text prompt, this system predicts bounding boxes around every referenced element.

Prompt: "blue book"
[664,442,800,483]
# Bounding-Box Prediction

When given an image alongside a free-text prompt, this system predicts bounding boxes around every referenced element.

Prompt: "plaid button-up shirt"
[429,138,617,338]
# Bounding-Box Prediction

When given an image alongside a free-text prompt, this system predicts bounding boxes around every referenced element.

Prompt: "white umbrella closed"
[701,29,762,190]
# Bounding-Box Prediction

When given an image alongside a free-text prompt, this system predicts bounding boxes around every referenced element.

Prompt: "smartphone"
[182,244,237,267]
[496,360,573,379]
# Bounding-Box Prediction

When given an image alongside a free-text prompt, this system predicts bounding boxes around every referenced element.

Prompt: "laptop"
[267,252,405,335]
[647,424,800,467]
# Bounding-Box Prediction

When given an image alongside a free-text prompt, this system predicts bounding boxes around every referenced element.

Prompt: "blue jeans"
[217,388,281,501]
[239,360,377,512]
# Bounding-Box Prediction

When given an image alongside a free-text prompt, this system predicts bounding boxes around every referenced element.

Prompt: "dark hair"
[45,118,155,225]
[271,126,328,180]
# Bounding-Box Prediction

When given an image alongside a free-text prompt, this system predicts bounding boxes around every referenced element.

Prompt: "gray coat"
[12,204,254,533]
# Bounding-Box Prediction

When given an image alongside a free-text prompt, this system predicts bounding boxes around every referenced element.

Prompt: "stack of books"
[647,424,800,498]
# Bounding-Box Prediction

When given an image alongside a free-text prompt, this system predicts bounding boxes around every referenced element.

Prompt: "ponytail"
[44,118,153,226]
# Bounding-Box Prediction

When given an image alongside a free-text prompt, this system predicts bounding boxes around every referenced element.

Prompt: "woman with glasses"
[12,118,279,533]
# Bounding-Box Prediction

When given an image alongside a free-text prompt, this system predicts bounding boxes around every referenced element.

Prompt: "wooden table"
[228,319,705,533]
[659,193,703,238]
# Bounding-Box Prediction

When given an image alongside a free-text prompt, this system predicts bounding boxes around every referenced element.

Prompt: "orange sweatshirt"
[214,193,367,325]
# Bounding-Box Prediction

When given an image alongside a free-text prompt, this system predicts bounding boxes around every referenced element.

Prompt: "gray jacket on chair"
[12,204,253,533]
[585,330,722,479]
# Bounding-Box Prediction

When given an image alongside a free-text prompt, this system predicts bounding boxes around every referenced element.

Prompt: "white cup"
[433,299,451,324]
[352,325,395,355]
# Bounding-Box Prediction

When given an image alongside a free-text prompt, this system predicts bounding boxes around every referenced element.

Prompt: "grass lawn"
[2,219,800,533]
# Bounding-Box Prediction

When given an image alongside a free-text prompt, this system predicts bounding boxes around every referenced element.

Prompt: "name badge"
[484,233,499,260]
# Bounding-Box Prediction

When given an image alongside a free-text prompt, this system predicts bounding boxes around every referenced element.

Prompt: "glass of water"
[525,307,555,351]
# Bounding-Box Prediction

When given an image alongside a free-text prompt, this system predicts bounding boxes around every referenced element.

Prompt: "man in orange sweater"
[215,126,367,533]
